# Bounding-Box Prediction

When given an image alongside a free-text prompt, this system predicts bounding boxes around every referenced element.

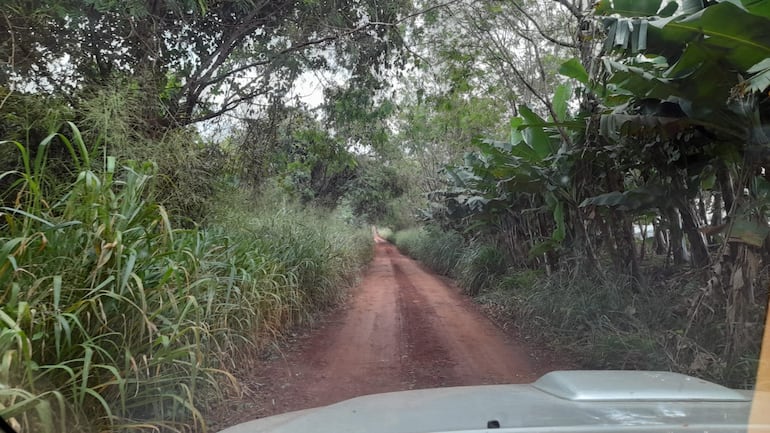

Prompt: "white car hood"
[219,371,762,433]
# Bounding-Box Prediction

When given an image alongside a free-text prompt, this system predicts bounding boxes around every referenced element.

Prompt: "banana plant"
[586,0,770,358]
[558,0,770,267]
[440,84,580,258]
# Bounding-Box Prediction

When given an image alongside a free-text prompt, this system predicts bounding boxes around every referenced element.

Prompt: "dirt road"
[211,237,563,429]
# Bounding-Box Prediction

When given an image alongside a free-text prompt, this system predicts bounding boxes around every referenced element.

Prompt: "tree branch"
[189,86,273,124]
[186,0,464,123]
[552,0,582,19]
[511,1,576,48]
[203,0,465,89]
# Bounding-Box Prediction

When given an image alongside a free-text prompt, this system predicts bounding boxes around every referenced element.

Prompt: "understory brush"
[392,226,464,276]
[392,226,506,294]
[392,226,760,388]
[0,126,372,432]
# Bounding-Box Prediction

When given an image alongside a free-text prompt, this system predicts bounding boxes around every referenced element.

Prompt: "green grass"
[393,226,464,276]
[393,227,507,295]
[457,243,507,296]
[0,126,373,432]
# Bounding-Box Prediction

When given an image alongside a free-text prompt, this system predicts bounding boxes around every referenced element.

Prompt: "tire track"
[211,237,560,430]
[392,261,460,388]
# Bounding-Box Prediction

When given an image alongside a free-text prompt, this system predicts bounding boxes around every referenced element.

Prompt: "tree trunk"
[717,242,760,362]
[679,202,710,267]
[653,218,668,255]
[605,165,638,279]
[698,193,708,225]
[668,208,688,265]
[717,162,735,215]
[571,0,601,275]
[610,211,639,280]
[710,192,723,226]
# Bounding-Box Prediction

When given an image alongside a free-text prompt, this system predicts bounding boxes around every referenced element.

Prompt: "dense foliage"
[385,0,770,388]
[1,1,401,431]
[3,0,770,430]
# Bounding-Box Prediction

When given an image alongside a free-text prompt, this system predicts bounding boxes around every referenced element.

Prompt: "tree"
[1,0,412,126]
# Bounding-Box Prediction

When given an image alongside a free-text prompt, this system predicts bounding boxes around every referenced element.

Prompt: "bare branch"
[511,1,576,48]
[552,0,582,19]
[189,86,272,124]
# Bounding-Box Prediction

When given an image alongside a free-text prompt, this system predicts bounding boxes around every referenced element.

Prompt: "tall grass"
[0,125,373,432]
[393,227,465,276]
[479,269,670,368]
[375,227,394,242]
[457,243,506,296]
[393,227,506,295]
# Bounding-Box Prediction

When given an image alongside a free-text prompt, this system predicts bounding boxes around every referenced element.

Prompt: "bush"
[478,268,708,377]
[393,228,506,295]
[392,227,425,257]
[79,84,223,225]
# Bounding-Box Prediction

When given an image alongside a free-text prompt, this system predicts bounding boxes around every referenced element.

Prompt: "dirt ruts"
[210,237,564,431]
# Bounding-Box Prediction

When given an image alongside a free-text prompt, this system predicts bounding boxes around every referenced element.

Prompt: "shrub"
[392,227,425,257]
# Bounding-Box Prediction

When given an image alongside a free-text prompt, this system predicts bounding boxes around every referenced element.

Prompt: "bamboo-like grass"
[0,124,373,432]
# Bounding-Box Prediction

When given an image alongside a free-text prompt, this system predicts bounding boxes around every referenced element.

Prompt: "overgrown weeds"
[458,243,506,296]
[0,125,372,432]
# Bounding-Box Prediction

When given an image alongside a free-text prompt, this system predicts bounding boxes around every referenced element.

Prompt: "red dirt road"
[211,237,563,430]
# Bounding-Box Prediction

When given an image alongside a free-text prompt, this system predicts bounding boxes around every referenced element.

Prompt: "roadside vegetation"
[379,0,770,390]
[2,0,769,430]
[0,122,372,432]
[386,226,758,388]
[1,1,398,428]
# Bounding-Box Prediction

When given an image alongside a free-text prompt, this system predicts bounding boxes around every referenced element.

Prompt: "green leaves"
[598,0,770,154]
[437,97,576,258]
[603,18,650,53]
[597,0,668,16]
[580,185,669,211]
[613,0,662,16]
[651,1,770,70]
[519,106,556,161]
[558,58,589,84]
[552,84,572,122]
[546,192,567,242]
